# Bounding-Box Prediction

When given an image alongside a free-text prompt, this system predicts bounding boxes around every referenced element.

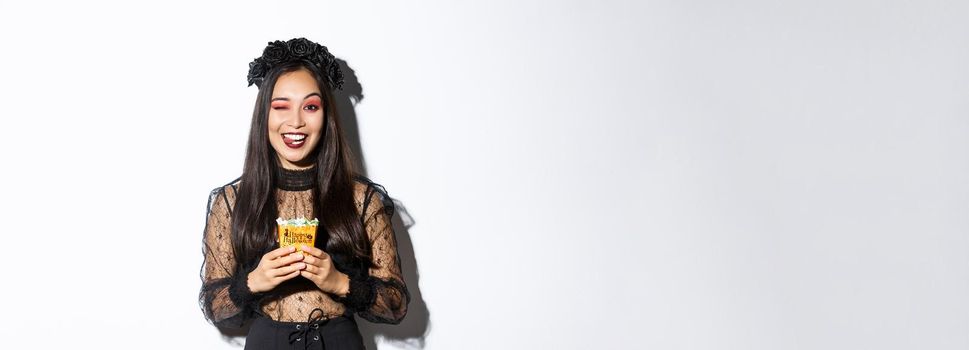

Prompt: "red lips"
[282,133,307,149]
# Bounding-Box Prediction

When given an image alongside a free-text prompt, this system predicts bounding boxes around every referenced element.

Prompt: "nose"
[286,108,307,128]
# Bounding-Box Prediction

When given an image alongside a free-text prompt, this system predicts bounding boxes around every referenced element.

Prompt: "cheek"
[308,119,325,143]
[266,116,285,147]
[267,112,284,131]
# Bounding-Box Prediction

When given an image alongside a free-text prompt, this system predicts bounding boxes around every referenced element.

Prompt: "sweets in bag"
[276,217,319,253]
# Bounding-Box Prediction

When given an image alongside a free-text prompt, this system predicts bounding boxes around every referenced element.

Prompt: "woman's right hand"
[247,246,307,293]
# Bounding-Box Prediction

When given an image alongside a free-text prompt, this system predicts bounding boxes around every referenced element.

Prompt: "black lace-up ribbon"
[288,308,329,349]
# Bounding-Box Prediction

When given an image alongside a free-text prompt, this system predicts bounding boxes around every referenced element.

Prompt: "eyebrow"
[271,92,322,102]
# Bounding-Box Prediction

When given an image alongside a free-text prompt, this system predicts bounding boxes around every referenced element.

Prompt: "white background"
[0,1,966,349]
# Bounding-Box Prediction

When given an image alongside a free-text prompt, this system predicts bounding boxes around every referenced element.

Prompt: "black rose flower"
[314,52,333,68]
[287,38,316,58]
[247,37,343,90]
[328,63,345,90]
[247,58,268,87]
[262,40,289,63]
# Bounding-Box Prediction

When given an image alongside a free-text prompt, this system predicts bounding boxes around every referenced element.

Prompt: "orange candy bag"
[276,217,319,253]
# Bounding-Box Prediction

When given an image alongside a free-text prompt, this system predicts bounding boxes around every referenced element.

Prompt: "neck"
[275,163,317,191]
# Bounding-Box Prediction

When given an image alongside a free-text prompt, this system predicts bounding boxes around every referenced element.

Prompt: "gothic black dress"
[199,166,410,349]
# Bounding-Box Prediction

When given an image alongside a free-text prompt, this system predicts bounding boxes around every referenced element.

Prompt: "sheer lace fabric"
[199,171,409,327]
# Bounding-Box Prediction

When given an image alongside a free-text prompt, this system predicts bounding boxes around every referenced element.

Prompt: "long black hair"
[230,60,373,276]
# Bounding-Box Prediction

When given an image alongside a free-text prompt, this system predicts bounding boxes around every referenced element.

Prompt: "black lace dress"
[199,165,409,347]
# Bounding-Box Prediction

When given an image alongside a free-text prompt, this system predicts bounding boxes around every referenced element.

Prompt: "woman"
[199,38,409,349]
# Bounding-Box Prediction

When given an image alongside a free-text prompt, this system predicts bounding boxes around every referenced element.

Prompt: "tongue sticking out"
[283,134,306,148]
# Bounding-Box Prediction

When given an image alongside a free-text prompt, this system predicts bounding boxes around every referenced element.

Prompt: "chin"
[284,154,311,165]
[272,140,320,167]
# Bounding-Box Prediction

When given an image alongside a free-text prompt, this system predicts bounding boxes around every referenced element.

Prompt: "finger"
[269,252,305,269]
[272,262,306,277]
[299,270,319,282]
[302,254,325,267]
[279,252,306,267]
[266,246,297,261]
[304,249,330,264]
[277,269,301,281]
[300,245,325,258]
[302,262,319,275]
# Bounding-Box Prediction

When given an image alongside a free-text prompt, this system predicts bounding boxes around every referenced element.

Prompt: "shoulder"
[350,174,395,218]
[206,177,242,213]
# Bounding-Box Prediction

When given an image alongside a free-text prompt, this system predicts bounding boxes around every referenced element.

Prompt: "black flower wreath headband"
[247,37,344,90]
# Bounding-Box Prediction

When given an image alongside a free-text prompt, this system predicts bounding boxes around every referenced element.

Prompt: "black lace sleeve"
[198,182,264,328]
[339,180,411,324]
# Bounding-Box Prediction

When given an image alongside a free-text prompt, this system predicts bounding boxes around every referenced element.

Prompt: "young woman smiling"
[199,38,409,350]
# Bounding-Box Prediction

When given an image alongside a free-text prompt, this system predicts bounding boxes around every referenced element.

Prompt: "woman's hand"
[247,246,307,293]
[298,244,350,296]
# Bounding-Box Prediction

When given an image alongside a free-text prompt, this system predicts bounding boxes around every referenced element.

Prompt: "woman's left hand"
[298,244,350,295]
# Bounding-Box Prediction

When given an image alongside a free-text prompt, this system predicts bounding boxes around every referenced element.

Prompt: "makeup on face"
[271,93,322,110]
[268,69,326,169]
[275,93,321,149]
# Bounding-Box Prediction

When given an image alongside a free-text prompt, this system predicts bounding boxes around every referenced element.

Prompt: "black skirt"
[245,310,366,350]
